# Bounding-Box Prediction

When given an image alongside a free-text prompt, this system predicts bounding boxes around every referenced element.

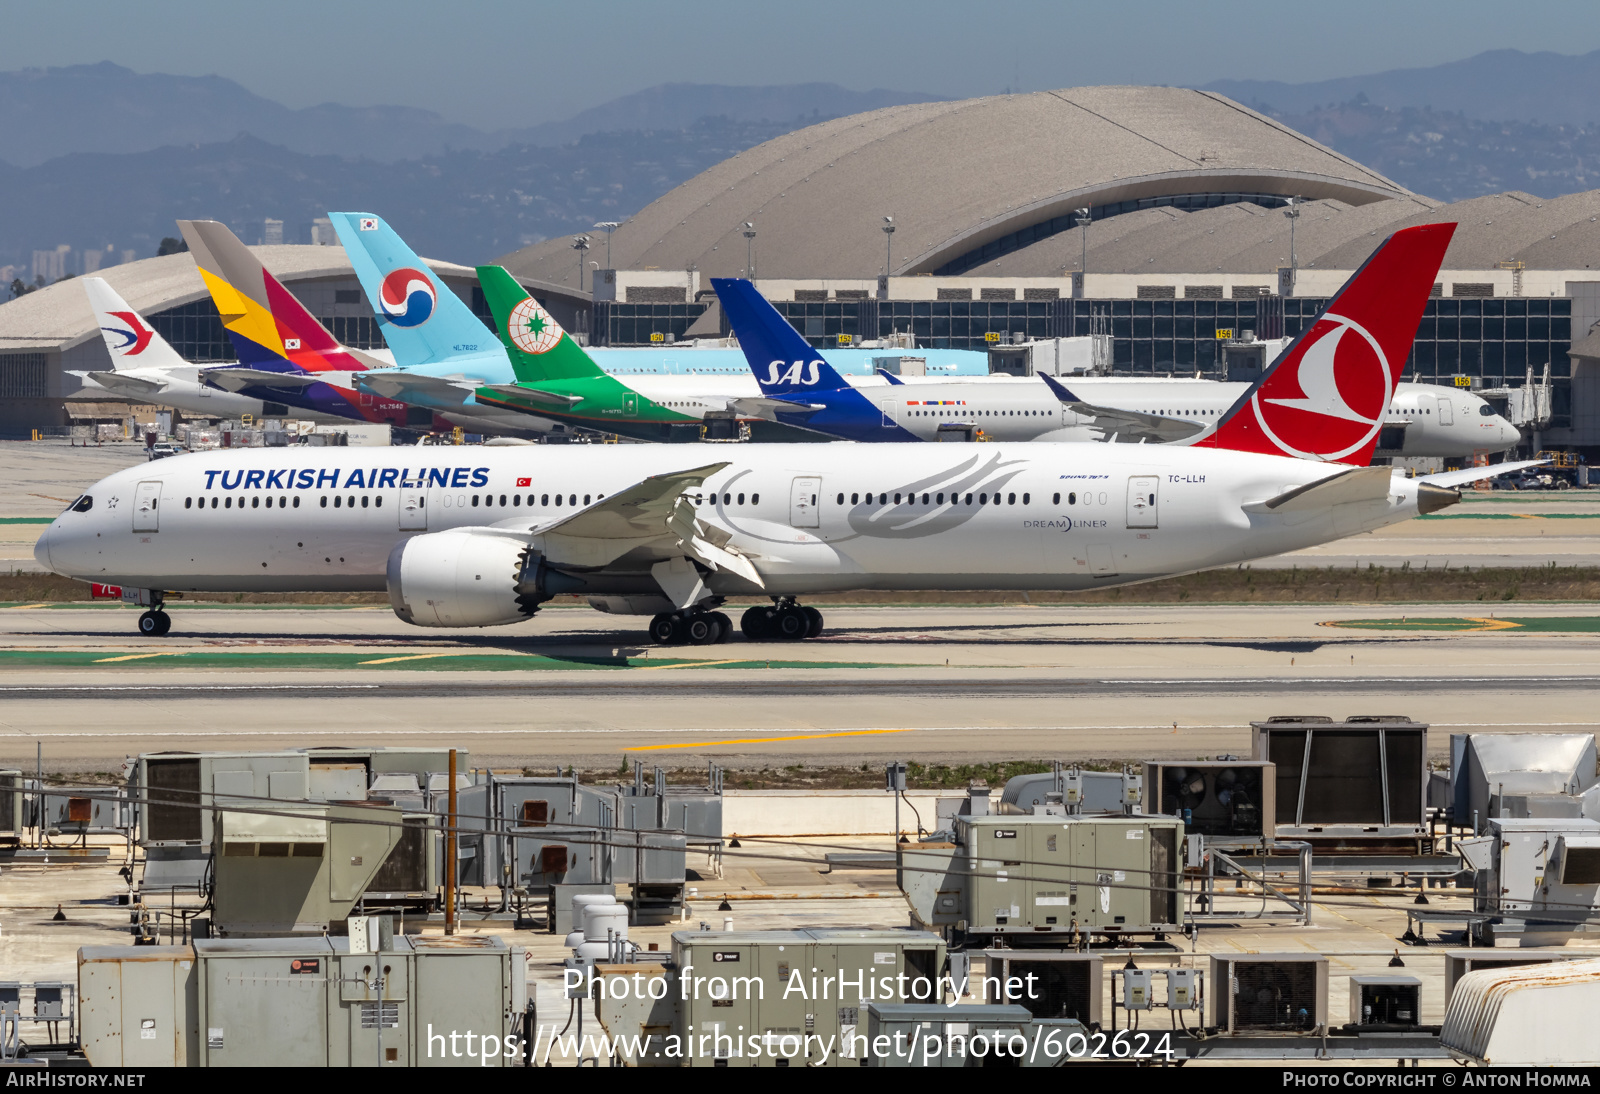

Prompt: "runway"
[1,601,1595,771]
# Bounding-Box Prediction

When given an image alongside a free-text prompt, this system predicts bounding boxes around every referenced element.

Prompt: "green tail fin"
[476,265,604,383]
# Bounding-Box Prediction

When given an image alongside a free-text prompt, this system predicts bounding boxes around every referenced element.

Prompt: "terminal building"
[4,85,1598,451]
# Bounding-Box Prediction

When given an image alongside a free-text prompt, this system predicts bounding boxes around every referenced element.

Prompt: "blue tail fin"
[712,278,853,395]
[328,212,491,366]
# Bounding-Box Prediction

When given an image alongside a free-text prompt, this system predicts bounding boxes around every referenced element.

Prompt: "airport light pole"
[742,222,757,279]
[1076,207,1091,297]
[579,233,598,291]
[1283,197,1303,296]
[593,222,620,269]
[882,216,895,277]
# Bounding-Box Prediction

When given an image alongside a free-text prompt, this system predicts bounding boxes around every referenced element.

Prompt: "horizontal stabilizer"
[1247,465,1394,514]
[482,384,582,407]
[727,396,827,419]
[201,368,319,393]
[82,370,166,395]
[1418,459,1550,489]
[356,371,480,403]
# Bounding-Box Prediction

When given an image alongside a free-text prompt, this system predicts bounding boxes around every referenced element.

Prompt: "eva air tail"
[475,264,604,383]
[328,212,493,367]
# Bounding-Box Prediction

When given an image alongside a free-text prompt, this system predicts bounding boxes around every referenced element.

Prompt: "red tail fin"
[1198,222,1455,465]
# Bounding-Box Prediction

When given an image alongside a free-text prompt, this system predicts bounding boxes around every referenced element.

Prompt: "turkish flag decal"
[516,477,531,488]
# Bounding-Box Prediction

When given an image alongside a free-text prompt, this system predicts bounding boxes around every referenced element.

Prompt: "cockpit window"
[68,495,92,513]
[1478,404,1497,417]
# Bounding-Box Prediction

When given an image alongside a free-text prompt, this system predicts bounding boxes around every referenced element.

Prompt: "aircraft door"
[622,393,639,417]
[789,476,821,528]
[132,481,162,533]
[1438,397,1454,426]
[877,399,898,428]
[399,488,428,531]
[1126,475,1158,528]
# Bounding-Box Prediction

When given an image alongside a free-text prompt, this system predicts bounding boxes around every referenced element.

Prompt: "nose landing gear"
[739,599,824,641]
[136,593,171,637]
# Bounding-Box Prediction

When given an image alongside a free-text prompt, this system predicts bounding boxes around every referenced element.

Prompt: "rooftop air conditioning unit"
[1143,760,1274,841]
[1209,954,1327,1034]
[1348,975,1422,1029]
[983,951,1103,1026]
[1251,715,1428,847]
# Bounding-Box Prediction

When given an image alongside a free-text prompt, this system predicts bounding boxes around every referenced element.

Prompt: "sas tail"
[82,278,188,370]
[1197,222,1455,465]
[476,265,604,383]
[712,277,853,395]
[328,212,488,367]
[177,219,380,374]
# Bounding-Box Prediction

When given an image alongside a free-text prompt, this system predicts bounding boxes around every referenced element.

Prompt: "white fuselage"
[75,365,289,421]
[39,443,1432,608]
[468,369,1518,456]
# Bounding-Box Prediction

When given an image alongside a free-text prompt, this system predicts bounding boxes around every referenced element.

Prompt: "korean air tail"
[82,278,188,370]
[476,265,605,383]
[329,212,489,367]
[177,219,379,374]
[1199,222,1456,466]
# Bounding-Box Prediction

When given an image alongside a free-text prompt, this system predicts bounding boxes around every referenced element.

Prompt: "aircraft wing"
[485,462,763,586]
[356,371,482,403]
[481,384,582,408]
[81,370,166,396]
[201,368,320,393]
[1037,373,1206,442]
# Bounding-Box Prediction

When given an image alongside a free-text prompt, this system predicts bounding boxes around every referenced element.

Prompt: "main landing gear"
[648,609,733,646]
[137,593,171,637]
[739,599,824,642]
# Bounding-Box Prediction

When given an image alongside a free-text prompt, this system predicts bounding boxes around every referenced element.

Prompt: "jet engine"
[385,531,582,628]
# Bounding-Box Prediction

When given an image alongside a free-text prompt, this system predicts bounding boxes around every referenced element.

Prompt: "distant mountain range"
[0,63,941,167]
[5,52,1600,280]
[1203,48,1600,127]
[0,119,808,274]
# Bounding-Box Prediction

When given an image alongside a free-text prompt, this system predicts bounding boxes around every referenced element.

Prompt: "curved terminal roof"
[499,85,1413,285]
[0,245,584,356]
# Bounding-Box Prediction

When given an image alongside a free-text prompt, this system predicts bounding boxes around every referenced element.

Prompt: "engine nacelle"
[386,531,577,628]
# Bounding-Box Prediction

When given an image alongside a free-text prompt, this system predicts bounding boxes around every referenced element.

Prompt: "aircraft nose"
[32,523,55,573]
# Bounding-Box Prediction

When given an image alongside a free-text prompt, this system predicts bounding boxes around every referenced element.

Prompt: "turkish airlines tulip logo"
[1251,314,1393,462]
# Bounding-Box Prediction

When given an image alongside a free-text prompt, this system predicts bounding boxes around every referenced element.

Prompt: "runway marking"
[7,604,48,611]
[1322,616,1600,633]
[358,653,459,665]
[635,658,758,671]
[627,729,918,751]
[92,652,186,663]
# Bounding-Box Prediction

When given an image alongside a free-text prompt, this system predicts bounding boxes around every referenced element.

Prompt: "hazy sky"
[6,0,1598,130]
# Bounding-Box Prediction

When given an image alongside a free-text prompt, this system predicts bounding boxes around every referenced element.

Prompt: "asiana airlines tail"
[34,224,1542,644]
